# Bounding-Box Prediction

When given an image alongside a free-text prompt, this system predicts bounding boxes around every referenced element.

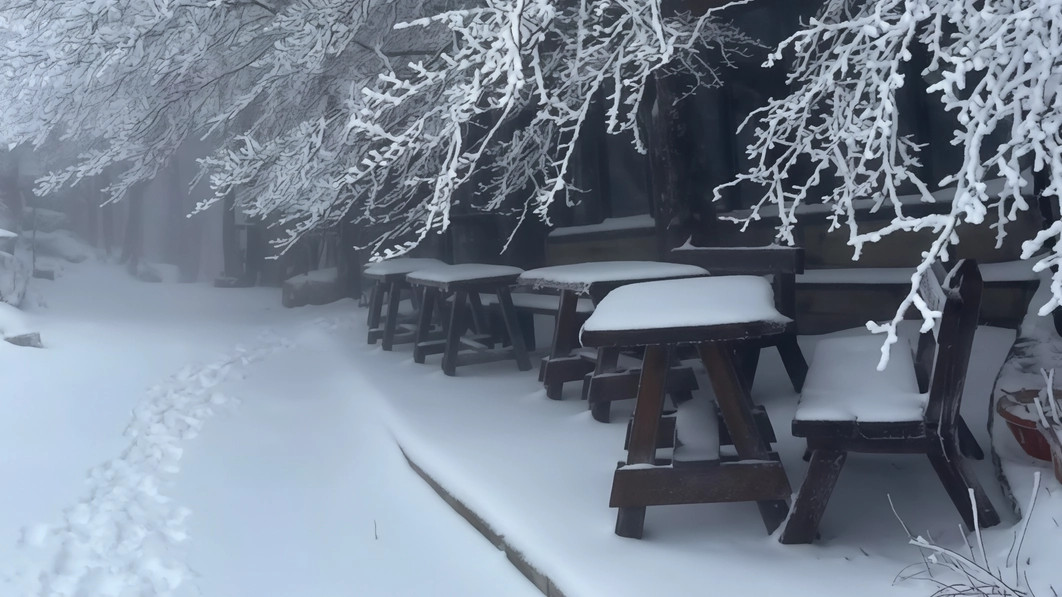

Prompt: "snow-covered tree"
[717,0,1062,365]
[207,0,755,257]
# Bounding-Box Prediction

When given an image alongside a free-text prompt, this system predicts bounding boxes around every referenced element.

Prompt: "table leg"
[615,344,670,539]
[413,287,439,364]
[697,341,789,533]
[496,287,532,372]
[382,280,404,351]
[367,280,385,344]
[589,347,621,423]
[544,290,581,400]
[442,290,469,376]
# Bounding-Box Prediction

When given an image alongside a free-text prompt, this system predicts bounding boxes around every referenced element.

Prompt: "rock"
[33,230,93,263]
[0,250,29,306]
[22,208,71,233]
[282,267,342,308]
[33,268,55,280]
[5,332,41,348]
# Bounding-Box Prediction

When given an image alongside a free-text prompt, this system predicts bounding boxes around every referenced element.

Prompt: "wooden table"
[518,261,708,404]
[407,264,532,376]
[580,276,795,539]
[363,258,447,350]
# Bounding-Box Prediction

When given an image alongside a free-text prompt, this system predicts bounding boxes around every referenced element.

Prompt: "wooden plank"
[778,450,847,544]
[582,319,792,348]
[670,245,805,276]
[587,366,698,405]
[609,461,792,508]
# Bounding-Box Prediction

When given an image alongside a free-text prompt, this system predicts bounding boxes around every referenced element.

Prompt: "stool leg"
[496,287,532,372]
[615,344,670,539]
[413,288,438,364]
[367,281,385,344]
[382,280,403,351]
[779,449,847,544]
[776,333,808,393]
[545,290,580,400]
[442,290,468,376]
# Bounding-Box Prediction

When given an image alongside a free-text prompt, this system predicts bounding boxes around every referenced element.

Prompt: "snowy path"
[0,263,539,597]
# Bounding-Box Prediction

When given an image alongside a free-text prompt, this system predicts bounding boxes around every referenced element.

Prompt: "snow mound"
[135,261,182,283]
[33,230,93,263]
[0,301,31,337]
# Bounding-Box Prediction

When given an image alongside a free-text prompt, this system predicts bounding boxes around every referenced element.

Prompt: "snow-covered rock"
[0,249,30,305]
[33,230,93,263]
[22,207,71,233]
[282,267,342,308]
[134,261,182,283]
[5,332,42,348]
[0,227,17,254]
[0,301,38,347]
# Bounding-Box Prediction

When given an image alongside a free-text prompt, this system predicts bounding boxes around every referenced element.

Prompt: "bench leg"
[413,287,438,364]
[778,449,847,544]
[367,281,385,344]
[382,280,403,351]
[615,344,670,539]
[496,287,532,372]
[927,441,1000,532]
[776,333,808,393]
[442,290,469,377]
[957,416,985,460]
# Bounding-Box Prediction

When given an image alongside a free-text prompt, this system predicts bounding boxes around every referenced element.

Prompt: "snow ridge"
[8,330,295,597]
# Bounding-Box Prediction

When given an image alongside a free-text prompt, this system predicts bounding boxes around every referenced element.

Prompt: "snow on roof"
[581,275,788,335]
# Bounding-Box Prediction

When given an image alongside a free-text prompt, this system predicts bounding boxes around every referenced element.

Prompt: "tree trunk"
[120,183,145,271]
[647,73,699,259]
[221,189,242,278]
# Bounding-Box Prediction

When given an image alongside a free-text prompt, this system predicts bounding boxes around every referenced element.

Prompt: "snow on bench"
[519,261,707,294]
[794,336,927,423]
[546,214,655,238]
[478,292,594,314]
[407,264,523,285]
[363,257,446,277]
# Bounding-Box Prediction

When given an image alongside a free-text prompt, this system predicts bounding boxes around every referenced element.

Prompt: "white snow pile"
[4,330,295,597]
[0,301,31,337]
[32,230,93,263]
[135,261,183,284]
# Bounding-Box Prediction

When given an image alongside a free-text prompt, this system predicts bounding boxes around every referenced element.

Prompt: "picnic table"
[518,261,708,401]
[580,275,794,539]
[407,264,532,376]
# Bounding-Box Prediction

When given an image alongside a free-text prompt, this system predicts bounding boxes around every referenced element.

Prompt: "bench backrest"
[668,244,805,319]
[916,260,982,434]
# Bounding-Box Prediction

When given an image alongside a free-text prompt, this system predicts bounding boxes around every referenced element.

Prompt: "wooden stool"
[581,275,795,540]
[518,262,708,400]
[363,258,446,351]
[407,264,533,376]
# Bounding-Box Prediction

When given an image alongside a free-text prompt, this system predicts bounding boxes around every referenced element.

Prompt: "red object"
[997,390,1053,462]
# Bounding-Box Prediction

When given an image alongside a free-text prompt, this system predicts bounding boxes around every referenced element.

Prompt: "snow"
[581,276,788,336]
[518,261,708,293]
[0,301,32,337]
[0,260,540,597]
[547,215,655,238]
[32,230,93,263]
[341,313,1025,597]
[795,335,927,423]
[673,395,720,462]
[798,260,1039,285]
[286,266,338,285]
[407,263,524,284]
[363,257,447,277]
[0,228,17,238]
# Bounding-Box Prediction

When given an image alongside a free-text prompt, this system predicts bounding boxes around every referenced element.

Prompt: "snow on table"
[518,261,707,293]
[363,257,447,277]
[547,215,655,238]
[408,263,523,284]
[581,275,788,335]
[795,335,927,423]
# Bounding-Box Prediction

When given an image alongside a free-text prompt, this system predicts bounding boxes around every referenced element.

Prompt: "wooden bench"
[477,291,595,351]
[581,275,795,539]
[778,260,1000,544]
[407,264,533,376]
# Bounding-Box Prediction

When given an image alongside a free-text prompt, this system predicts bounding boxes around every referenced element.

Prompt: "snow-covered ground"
[0,261,540,597]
